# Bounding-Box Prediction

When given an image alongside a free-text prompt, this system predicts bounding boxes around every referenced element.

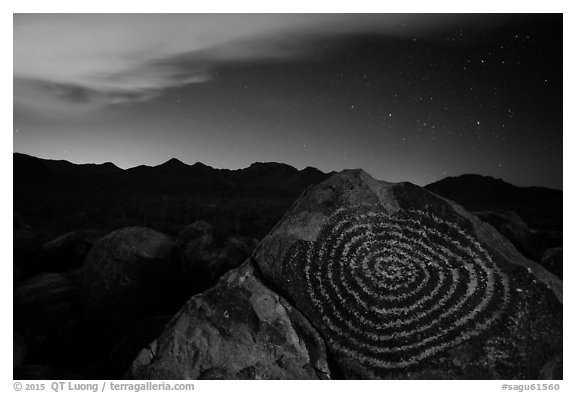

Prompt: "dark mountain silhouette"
[425,174,562,231]
[13,153,332,239]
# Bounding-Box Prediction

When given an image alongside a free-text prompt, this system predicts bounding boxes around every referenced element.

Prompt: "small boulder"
[176,222,257,294]
[82,227,179,338]
[40,229,102,272]
[177,221,215,253]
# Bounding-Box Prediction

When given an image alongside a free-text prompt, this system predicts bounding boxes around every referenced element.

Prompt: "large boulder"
[82,227,179,338]
[176,221,258,294]
[252,170,562,379]
[126,262,330,380]
[40,229,102,272]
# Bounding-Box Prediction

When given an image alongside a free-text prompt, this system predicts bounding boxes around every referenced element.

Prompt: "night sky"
[13,14,563,188]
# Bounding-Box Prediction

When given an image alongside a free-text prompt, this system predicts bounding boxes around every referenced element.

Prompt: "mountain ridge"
[13,152,561,191]
[425,173,562,231]
[13,152,330,175]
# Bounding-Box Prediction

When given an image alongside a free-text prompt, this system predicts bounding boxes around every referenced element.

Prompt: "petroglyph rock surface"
[253,170,562,379]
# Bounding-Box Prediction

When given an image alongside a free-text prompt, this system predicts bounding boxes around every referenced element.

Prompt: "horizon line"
[12,151,563,191]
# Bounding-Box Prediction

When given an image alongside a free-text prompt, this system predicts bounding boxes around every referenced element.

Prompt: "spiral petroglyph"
[283,204,511,371]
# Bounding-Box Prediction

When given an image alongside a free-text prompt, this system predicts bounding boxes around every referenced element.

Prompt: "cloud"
[13,14,507,116]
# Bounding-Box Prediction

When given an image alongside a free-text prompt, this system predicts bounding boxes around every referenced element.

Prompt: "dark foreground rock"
[14,272,80,365]
[13,365,54,380]
[14,332,26,368]
[126,262,330,380]
[109,315,172,378]
[252,170,562,379]
[82,227,179,339]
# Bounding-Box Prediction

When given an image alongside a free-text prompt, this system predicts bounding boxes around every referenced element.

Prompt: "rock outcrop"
[126,262,330,380]
[82,227,179,338]
[251,170,562,379]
